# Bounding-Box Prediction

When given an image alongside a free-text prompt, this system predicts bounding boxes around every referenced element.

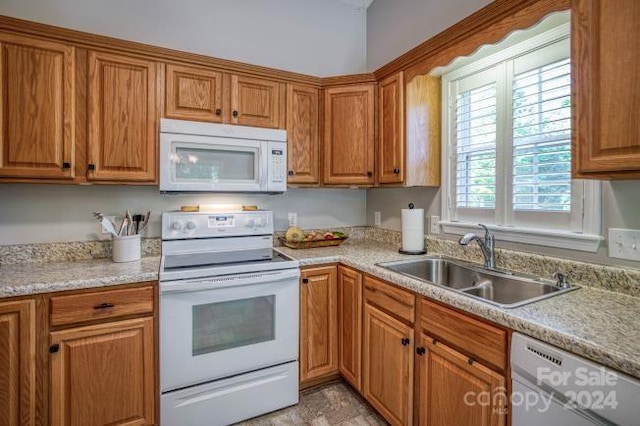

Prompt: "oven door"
[160,268,299,393]
[159,133,268,192]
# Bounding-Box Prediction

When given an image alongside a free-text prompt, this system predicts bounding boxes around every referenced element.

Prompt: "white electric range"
[159,210,300,426]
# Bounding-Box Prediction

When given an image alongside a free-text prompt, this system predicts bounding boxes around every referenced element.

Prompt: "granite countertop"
[1,238,639,381]
[276,239,640,381]
[0,256,160,298]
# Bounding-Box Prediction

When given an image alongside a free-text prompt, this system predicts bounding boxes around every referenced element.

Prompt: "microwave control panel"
[268,142,287,191]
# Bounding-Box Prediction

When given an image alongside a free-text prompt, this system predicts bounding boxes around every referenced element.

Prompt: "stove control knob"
[245,218,255,228]
[186,221,197,230]
[171,221,184,231]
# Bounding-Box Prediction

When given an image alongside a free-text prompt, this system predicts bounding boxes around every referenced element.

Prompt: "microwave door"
[161,134,263,192]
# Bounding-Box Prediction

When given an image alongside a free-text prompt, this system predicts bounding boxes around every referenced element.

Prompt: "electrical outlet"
[374,211,381,227]
[430,215,440,234]
[288,212,297,227]
[608,228,640,261]
[100,215,117,236]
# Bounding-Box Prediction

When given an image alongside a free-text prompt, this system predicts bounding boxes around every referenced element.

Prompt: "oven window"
[192,295,275,356]
[175,147,255,182]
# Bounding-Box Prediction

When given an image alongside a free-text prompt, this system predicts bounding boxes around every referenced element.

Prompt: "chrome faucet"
[459,224,495,269]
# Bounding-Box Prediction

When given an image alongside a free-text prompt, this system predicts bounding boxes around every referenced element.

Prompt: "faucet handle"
[552,272,570,289]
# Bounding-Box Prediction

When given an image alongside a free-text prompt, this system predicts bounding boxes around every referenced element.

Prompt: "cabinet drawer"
[420,298,507,371]
[50,285,154,327]
[364,276,415,324]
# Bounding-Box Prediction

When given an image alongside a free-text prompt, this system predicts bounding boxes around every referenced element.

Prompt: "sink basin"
[377,256,578,308]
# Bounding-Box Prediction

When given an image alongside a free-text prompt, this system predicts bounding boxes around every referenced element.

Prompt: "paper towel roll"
[401,208,425,253]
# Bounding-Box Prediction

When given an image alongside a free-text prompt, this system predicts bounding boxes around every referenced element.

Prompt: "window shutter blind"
[454,83,497,209]
[512,58,571,212]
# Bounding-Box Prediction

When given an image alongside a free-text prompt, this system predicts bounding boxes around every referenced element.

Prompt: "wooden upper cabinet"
[323,84,375,185]
[573,0,640,178]
[286,84,319,184]
[417,335,506,426]
[378,72,405,184]
[165,64,223,122]
[300,266,338,383]
[231,75,283,129]
[50,317,155,426]
[363,304,414,426]
[87,51,158,182]
[0,33,75,179]
[0,300,36,426]
[337,265,363,392]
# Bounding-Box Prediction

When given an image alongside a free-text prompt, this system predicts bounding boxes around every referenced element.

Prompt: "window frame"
[440,22,603,252]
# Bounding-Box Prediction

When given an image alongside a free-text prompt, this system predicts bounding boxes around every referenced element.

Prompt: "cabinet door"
[286,84,319,184]
[417,335,506,426]
[165,64,223,122]
[363,304,413,426]
[0,300,36,426]
[87,51,158,182]
[50,317,155,426]
[0,33,75,179]
[378,72,404,184]
[230,75,282,128]
[300,266,338,383]
[337,265,362,391]
[573,0,640,178]
[323,85,375,185]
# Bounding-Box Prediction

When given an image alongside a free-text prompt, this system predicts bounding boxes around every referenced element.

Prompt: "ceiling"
[333,0,374,9]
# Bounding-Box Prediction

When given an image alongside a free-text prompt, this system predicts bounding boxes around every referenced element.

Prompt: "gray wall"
[366,0,492,70]
[366,182,640,269]
[0,0,366,76]
[0,185,366,245]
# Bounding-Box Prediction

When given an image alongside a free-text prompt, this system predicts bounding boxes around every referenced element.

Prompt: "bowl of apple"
[279,227,349,249]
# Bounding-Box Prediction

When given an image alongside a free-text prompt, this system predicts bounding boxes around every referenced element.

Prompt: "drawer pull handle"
[94,302,115,310]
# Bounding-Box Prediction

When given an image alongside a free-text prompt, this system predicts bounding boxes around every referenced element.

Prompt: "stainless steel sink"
[377,256,578,308]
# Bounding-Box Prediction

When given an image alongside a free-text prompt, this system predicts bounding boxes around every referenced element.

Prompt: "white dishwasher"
[511,333,640,425]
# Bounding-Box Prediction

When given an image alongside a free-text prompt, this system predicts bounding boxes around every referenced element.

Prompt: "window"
[441,21,602,251]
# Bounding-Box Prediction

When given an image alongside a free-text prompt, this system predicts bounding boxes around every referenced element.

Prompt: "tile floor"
[236,381,387,425]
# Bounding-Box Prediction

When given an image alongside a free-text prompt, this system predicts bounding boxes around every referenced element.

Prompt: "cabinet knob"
[232,110,239,118]
[49,344,60,354]
[416,347,426,356]
[93,302,115,310]
[302,278,309,284]
[432,338,438,345]
[62,162,71,169]
[393,168,400,174]
[288,170,295,176]
[367,171,373,178]
[401,337,410,346]
[215,108,222,116]
[87,164,96,171]
[468,357,475,365]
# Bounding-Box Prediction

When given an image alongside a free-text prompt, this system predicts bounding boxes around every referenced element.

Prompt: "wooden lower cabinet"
[337,265,363,391]
[50,317,155,426]
[363,303,414,426]
[0,299,36,426]
[300,266,338,384]
[416,334,506,426]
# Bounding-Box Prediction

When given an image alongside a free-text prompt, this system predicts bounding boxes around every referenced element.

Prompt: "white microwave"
[160,119,287,193]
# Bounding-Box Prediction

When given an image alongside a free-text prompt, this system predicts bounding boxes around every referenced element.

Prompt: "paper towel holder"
[399,203,427,255]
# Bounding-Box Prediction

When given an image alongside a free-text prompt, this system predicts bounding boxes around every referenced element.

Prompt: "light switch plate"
[430,215,440,234]
[288,213,297,227]
[374,211,381,227]
[608,228,640,261]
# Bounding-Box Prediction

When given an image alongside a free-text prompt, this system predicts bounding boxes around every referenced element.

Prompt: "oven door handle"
[160,268,300,294]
